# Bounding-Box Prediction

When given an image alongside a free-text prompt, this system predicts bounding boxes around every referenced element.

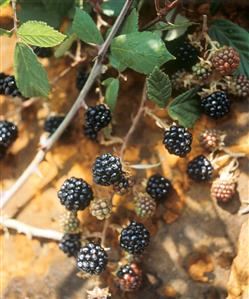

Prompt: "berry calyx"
[92,153,123,186]
[211,46,240,76]
[77,242,108,275]
[187,155,213,181]
[163,125,192,157]
[59,233,81,257]
[211,179,236,202]
[90,198,112,220]
[116,262,142,292]
[119,221,150,254]
[199,129,225,152]
[201,91,230,118]
[58,177,93,211]
[146,174,172,201]
[134,193,156,219]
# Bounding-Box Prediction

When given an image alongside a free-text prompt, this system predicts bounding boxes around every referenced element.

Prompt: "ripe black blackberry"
[59,233,81,257]
[3,75,22,97]
[174,41,199,69]
[92,153,123,186]
[44,115,65,135]
[201,91,230,118]
[0,72,7,94]
[187,155,213,181]
[84,125,98,141]
[0,120,18,157]
[116,263,142,292]
[58,177,93,211]
[84,104,112,140]
[76,69,88,91]
[163,125,192,157]
[119,221,150,254]
[77,242,108,275]
[33,46,53,58]
[146,174,172,201]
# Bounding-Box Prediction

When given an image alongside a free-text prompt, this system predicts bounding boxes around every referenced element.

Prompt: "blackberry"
[134,193,156,219]
[211,46,240,76]
[187,155,213,181]
[3,75,22,97]
[77,242,108,275]
[201,91,230,118]
[84,125,98,141]
[113,175,134,195]
[0,121,18,155]
[44,115,65,135]
[171,69,186,91]
[90,198,112,220]
[117,263,142,292]
[199,129,225,152]
[59,233,81,257]
[0,72,7,94]
[33,46,53,58]
[192,61,212,81]
[92,153,123,186]
[234,75,249,98]
[58,177,93,211]
[76,69,88,91]
[174,41,199,68]
[84,104,112,140]
[146,174,172,201]
[211,179,236,202]
[119,221,150,254]
[60,211,80,234]
[163,125,192,157]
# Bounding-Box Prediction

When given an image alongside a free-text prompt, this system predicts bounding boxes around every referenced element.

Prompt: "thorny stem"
[0,216,63,241]
[120,83,147,160]
[1,0,134,209]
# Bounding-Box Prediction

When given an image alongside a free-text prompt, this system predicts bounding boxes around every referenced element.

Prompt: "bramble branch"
[1,0,134,209]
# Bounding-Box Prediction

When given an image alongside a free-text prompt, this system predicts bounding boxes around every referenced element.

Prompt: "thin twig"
[120,83,147,160]
[11,0,18,32]
[0,216,63,241]
[101,218,110,248]
[238,205,249,215]
[1,0,134,209]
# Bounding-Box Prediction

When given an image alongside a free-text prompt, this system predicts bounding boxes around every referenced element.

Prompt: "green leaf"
[0,0,10,7]
[121,9,138,34]
[17,21,66,47]
[14,42,50,97]
[102,78,120,112]
[210,0,221,15]
[0,28,12,37]
[101,0,126,17]
[109,55,127,72]
[72,8,103,45]
[41,0,75,17]
[111,32,175,75]
[168,87,201,128]
[54,33,77,58]
[17,0,62,28]
[146,67,171,108]
[209,19,249,77]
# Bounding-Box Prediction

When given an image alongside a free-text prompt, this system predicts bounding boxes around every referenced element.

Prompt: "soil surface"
[1,18,249,299]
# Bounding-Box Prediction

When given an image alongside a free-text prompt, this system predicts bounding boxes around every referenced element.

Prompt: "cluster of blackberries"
[84,104,112,140]
[0,120,18,158]
[0,73,22,98]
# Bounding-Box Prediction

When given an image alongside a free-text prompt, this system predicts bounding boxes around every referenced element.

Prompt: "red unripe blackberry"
[201,91,230,118]
[59,233,81,257]
[77,242,108,275]
[3,75,22,97]
[211,179,236,202]
[234,75,249,98]
[187,155,213,181]
[163,125,192,157]
[146,174,172,201]
[119,221,150,254]
[199,129,225,152]
[211,47,240,75]
[117,262,142,292]
[134,193,156,219]
[92,153,123,186]
[84,105,112,140]
[113,175,134,195]
[33,46,53,58]
[44,115,65,135]
[58,177,93,211]
[0,120,18,157]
